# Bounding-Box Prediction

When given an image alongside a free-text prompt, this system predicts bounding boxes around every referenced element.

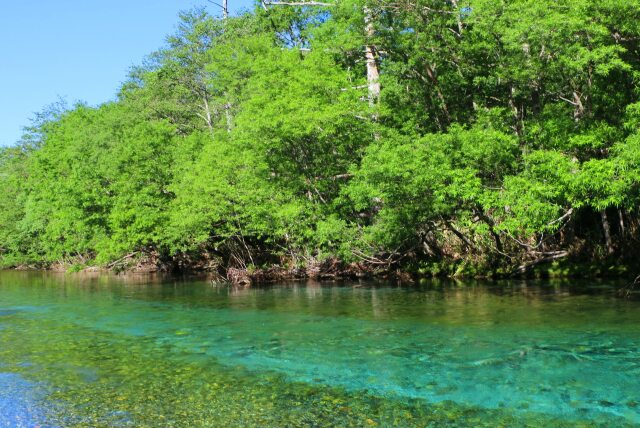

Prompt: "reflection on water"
[0,271,639,426]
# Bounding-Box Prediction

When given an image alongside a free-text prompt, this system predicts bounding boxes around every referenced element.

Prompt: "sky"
[0,0,255,147]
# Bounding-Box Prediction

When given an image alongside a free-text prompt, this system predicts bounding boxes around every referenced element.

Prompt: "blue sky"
[0,0,255,147]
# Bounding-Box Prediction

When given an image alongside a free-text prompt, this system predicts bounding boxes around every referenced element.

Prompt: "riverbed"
[0,271,638,426]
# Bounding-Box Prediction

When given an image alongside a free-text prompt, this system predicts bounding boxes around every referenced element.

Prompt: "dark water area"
[0,271,639,426]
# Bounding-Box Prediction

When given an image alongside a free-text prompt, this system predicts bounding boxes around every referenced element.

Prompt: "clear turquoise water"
[0,271,639,426]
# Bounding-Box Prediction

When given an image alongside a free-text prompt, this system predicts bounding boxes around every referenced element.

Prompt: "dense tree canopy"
[2,0,640,278]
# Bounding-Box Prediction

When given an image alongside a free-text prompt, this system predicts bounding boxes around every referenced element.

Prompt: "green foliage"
[490,150,576,235]
[2,1,640,276]
[11,104,177,264]
[348,123,516,250]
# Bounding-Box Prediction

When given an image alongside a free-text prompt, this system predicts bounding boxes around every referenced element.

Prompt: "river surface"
[0,271,639,426]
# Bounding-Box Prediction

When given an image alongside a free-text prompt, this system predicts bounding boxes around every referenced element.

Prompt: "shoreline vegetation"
[2,1,640,284]
[5,255,637,286]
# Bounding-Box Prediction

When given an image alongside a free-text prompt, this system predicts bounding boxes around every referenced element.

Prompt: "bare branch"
[263,1,335,6]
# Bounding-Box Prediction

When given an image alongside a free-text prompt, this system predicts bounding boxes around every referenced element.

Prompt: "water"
[0,271,639,426]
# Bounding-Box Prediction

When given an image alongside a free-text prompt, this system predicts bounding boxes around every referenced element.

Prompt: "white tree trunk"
[364,6,380,107]
[201,96,213,132]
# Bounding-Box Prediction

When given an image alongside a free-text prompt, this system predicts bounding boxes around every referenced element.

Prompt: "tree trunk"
[425,64,451,123]
[364,6,380,107]
[450,0,464,35]
[601,210,614,254]
[224,100,233,132]
[508,86,523,139]
[202,96,213,132]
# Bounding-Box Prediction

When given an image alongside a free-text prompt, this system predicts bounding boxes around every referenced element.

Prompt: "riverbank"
[4,251,637,286]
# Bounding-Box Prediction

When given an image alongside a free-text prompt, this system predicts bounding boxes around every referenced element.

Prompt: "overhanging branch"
[262,1,336,6]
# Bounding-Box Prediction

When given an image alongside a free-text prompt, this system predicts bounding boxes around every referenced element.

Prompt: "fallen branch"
[107,252,140,269]
[512,251,568,275]
[618,274,640,298]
